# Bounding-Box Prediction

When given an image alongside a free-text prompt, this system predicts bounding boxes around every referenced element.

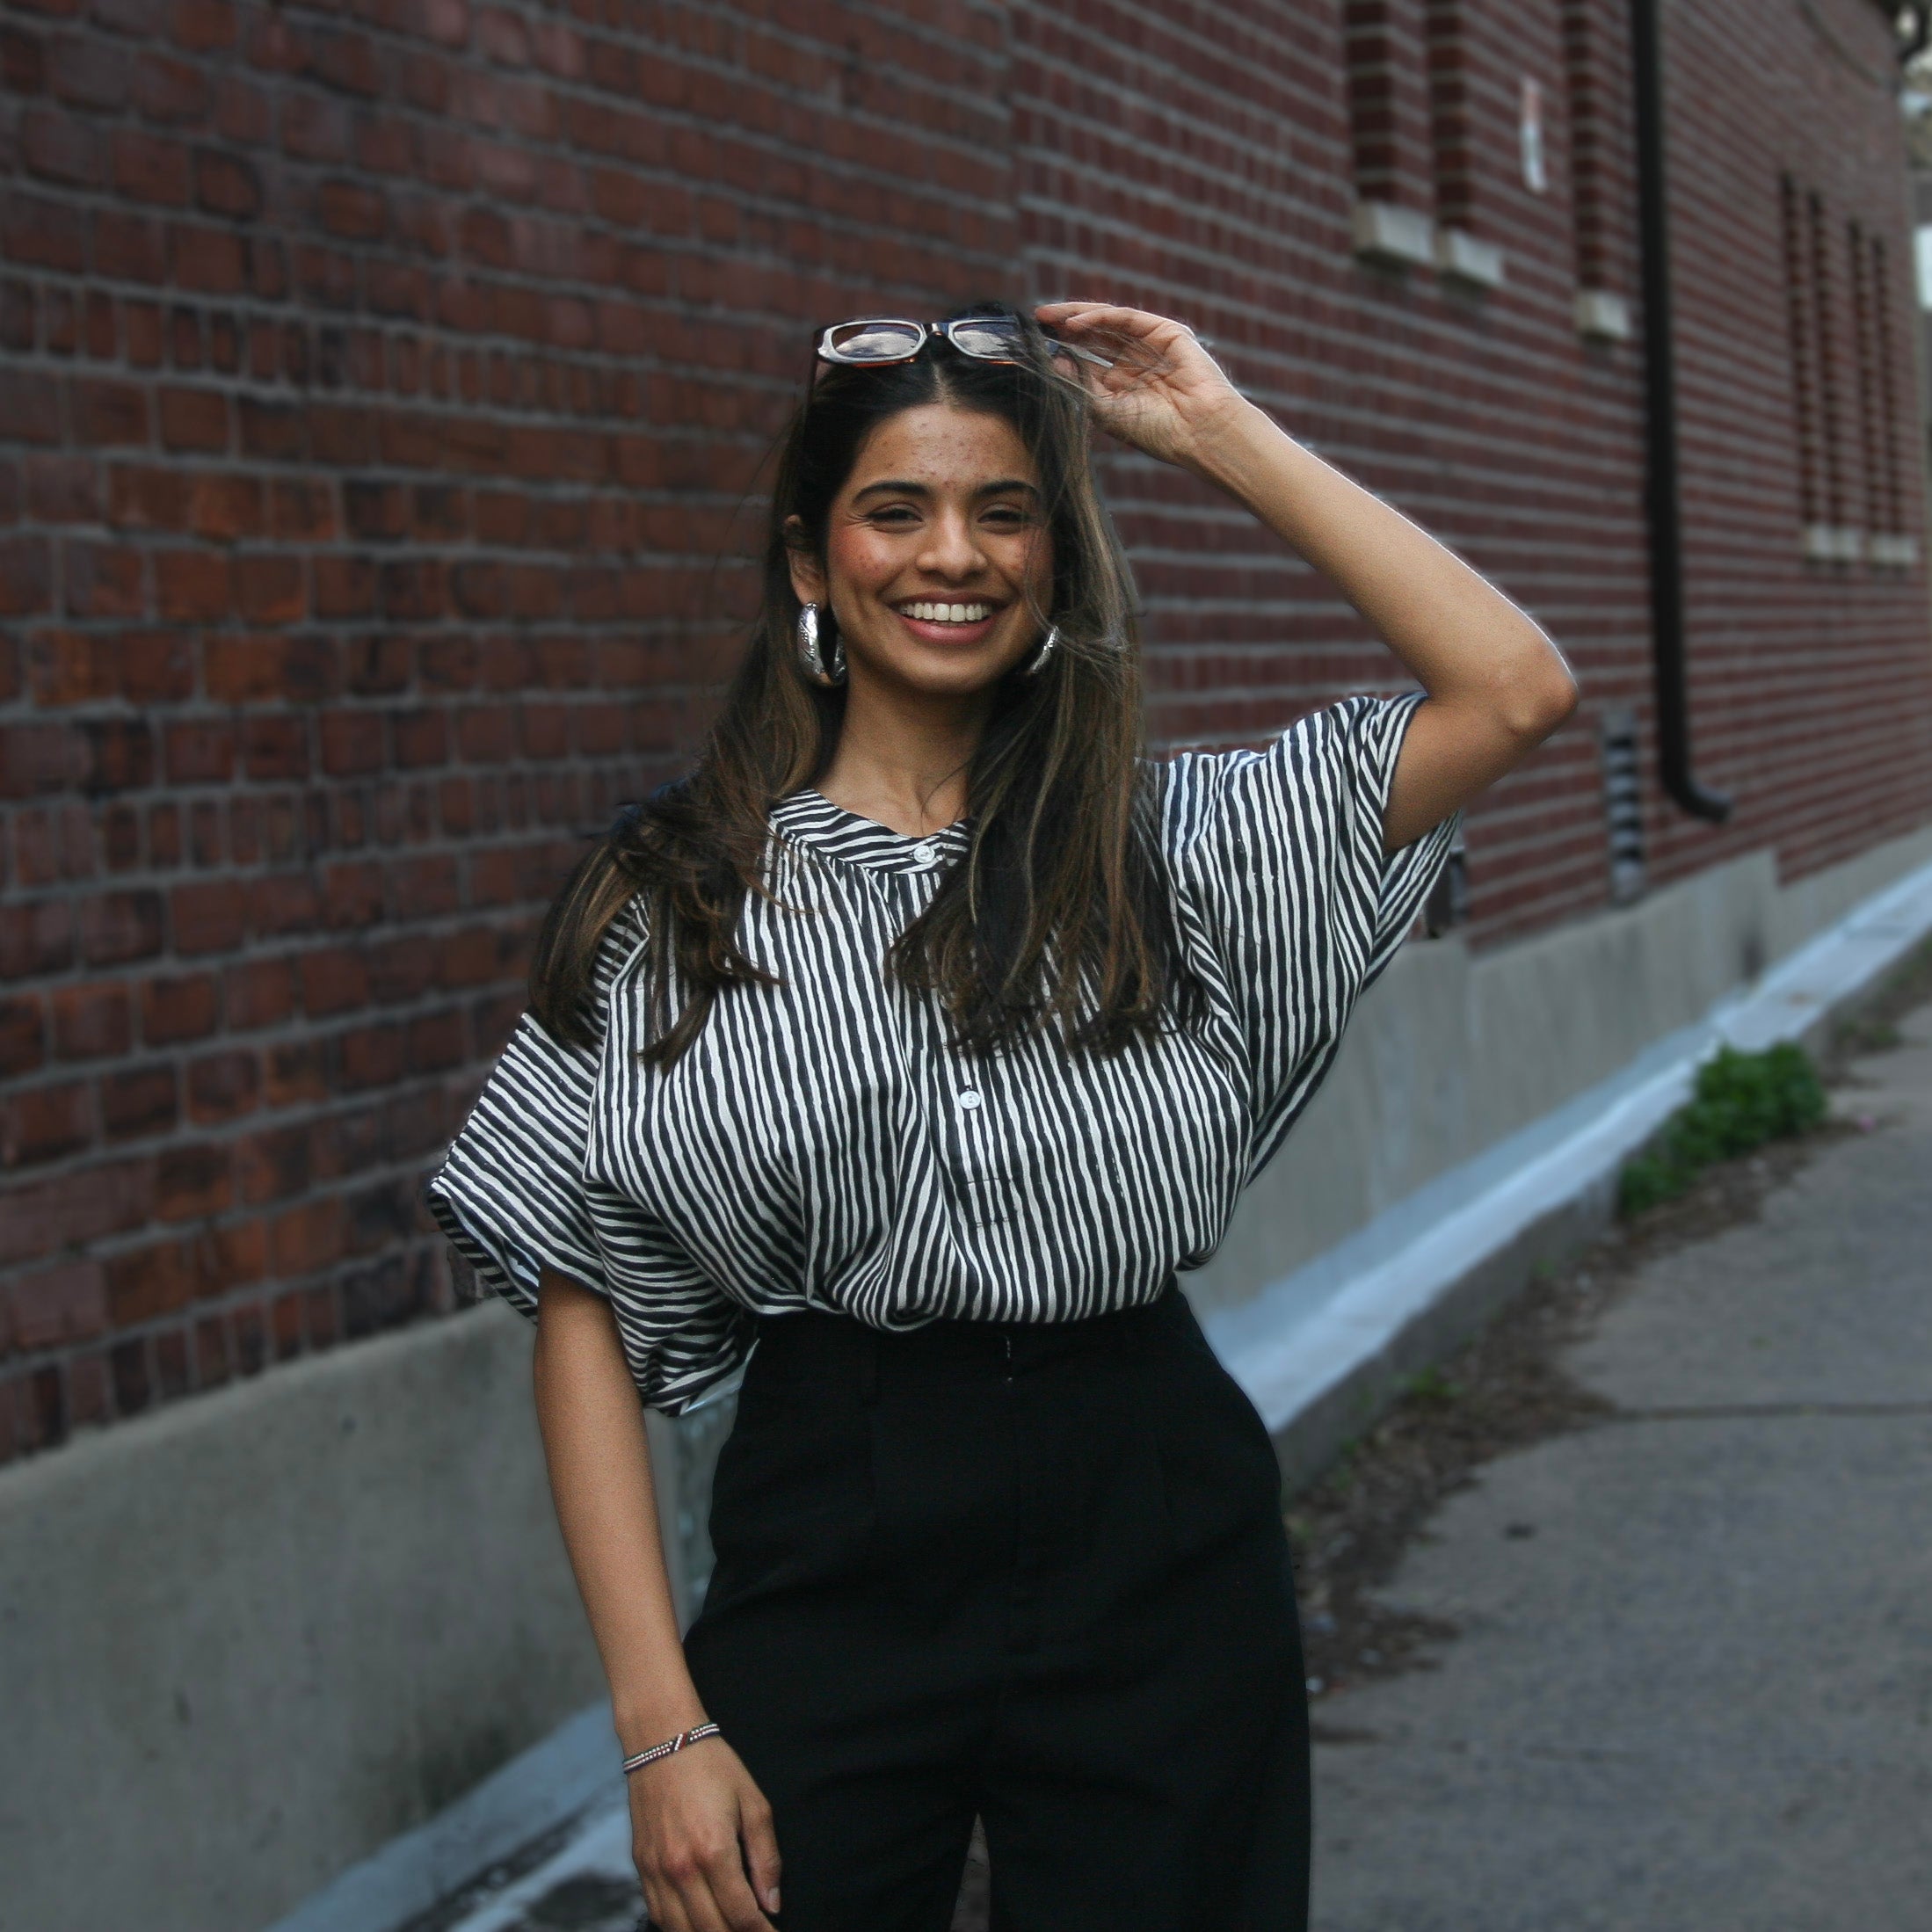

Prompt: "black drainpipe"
[1629,0,1731,823]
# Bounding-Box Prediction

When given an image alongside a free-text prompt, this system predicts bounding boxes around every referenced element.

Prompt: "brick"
[2,1082,93,1166]
[155,1142,229,1221]
[77,719,155,793]
[120,632,195,703]
[99,1064,178,1138]
[157,385,229,452]
[22,108,102,186]
[92,210,166,283]
[236,1124,309,1204]
[235,552,303,621]
[51,982,131,1060]
[0,998,47,1079]
[223,955,293,1028]
[239,723,309,792]
[134,50,208,121]
[26,630,117,705]
[317,179,387,240]
[0,537,54,614]
[25,455,100,522]
[298,944,368,1016]
[104,1237,206,1326]
[47,35,129,109]
[9,1260,108,1350]
[155,549,229,619]
[78,890,163,966]
[318,710,383,776]
[0,374,62,445]
[112,129,191,205]
[170,878,246,955]
[183,472,265,541]
[163,720,234,784]
[172,0,236,52]
[269,1195,343,1276]
[141,971,219,1044]
[4,192,86,273]
[63,541,144,618]
[0,901,75,980]
[185,1048,258,1122]
[69,378,149,447]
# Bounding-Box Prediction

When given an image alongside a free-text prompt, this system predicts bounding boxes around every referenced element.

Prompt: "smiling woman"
[425,299,1576,1932]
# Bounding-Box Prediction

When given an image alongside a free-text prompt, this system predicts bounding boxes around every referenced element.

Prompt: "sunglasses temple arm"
[1052,338,1115,369]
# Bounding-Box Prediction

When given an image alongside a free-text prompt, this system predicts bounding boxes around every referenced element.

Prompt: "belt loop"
[859,1326,879,1406]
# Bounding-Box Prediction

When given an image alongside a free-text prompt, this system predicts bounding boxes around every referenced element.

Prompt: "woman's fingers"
[738,1782,782,1918]
[701,1833,777,1931]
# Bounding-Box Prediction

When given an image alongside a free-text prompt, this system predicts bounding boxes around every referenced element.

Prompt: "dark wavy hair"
[529,302,1204,1065]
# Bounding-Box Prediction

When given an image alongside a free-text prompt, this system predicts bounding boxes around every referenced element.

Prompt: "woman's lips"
[893,605,1003,649]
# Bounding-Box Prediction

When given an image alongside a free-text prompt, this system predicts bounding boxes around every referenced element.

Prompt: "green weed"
[1618,1042,1826,1217]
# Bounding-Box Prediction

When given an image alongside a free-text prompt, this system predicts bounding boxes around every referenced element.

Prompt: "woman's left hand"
[1035,301,1253,471]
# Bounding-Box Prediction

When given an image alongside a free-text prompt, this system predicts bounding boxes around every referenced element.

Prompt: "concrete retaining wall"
[0,1304,603,1932]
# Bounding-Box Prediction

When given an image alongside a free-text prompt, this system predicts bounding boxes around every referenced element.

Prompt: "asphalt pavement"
[1311,996,1932,1931]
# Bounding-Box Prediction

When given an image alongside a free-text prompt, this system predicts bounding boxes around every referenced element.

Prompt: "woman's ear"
[783,516,826,607]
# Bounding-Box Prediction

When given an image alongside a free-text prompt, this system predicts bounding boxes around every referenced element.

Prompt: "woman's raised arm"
[534,1269,781,1931]
[1038,301,1580,852]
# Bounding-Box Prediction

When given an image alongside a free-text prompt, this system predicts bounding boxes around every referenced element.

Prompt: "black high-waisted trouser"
[679,1282,1311,1932]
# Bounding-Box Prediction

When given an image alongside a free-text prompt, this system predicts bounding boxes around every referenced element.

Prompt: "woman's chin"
[853,647,1022,701]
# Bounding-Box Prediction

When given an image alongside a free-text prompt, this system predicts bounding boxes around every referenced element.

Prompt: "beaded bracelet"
[621,1721,722,1776]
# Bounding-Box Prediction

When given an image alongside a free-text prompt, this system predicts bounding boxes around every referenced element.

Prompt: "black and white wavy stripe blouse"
[426,691,1456,1413]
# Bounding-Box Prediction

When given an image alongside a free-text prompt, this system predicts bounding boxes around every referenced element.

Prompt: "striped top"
[426,691,1456,1413]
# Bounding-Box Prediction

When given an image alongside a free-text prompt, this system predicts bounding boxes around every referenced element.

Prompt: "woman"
[428,301,1576,1932]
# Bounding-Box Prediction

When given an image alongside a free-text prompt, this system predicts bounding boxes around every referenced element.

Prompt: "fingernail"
[767,1888,781,1912]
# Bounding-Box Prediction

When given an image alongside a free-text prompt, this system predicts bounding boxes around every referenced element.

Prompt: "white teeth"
[903,601,993,623]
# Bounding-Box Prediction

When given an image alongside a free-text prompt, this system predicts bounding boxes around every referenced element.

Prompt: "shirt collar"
[769,789,973,875]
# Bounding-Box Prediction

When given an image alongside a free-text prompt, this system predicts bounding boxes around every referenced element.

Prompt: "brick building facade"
[2,0,1926,1463]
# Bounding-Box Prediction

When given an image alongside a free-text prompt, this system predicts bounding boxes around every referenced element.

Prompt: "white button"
[912,840,938,868]
[956,1088,982,1111]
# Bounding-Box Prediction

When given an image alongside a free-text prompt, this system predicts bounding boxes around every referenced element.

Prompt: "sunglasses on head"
[812,313,1114,374]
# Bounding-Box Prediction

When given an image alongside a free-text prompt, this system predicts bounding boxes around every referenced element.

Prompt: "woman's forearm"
[1183,398,1573,736]
[533,1268,707,1751]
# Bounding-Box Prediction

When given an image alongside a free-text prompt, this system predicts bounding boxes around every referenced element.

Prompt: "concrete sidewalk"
[1311,999,1932,1930]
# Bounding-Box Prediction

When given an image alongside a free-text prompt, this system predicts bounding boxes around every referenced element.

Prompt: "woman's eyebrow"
[849,477,1040,502]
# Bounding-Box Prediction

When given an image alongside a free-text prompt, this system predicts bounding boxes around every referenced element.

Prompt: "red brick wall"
[1011,0,1930,920]
[0,0,1015,1456]
[3,0,1927,1458]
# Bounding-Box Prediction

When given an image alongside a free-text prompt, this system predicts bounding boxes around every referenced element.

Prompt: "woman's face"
[788,403,1055,699]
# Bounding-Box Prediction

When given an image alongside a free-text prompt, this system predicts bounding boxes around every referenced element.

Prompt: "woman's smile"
[890,596,1006,649]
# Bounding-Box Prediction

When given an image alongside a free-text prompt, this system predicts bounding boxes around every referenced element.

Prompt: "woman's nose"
[918,512,986,578]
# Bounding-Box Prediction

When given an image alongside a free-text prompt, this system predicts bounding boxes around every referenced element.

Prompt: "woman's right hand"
[628,1736,781,1932]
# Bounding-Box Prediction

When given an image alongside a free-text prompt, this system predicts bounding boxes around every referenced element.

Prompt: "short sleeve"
[1166,689,1459,1177]
[426,1006,611,1320]
[425,901,754,1413]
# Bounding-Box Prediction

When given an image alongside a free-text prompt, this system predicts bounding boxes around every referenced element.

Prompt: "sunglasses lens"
[825,320,926,362]
[947,317,1026,360]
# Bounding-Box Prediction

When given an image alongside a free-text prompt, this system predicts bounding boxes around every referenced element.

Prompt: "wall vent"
[1601,708,1647,904]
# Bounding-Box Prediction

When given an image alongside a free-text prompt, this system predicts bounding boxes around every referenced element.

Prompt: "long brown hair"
[529,303,1204,1064]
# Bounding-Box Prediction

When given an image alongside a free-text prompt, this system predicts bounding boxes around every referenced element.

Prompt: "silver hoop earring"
[1020,623,1059,677]
[796,602,846,687]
